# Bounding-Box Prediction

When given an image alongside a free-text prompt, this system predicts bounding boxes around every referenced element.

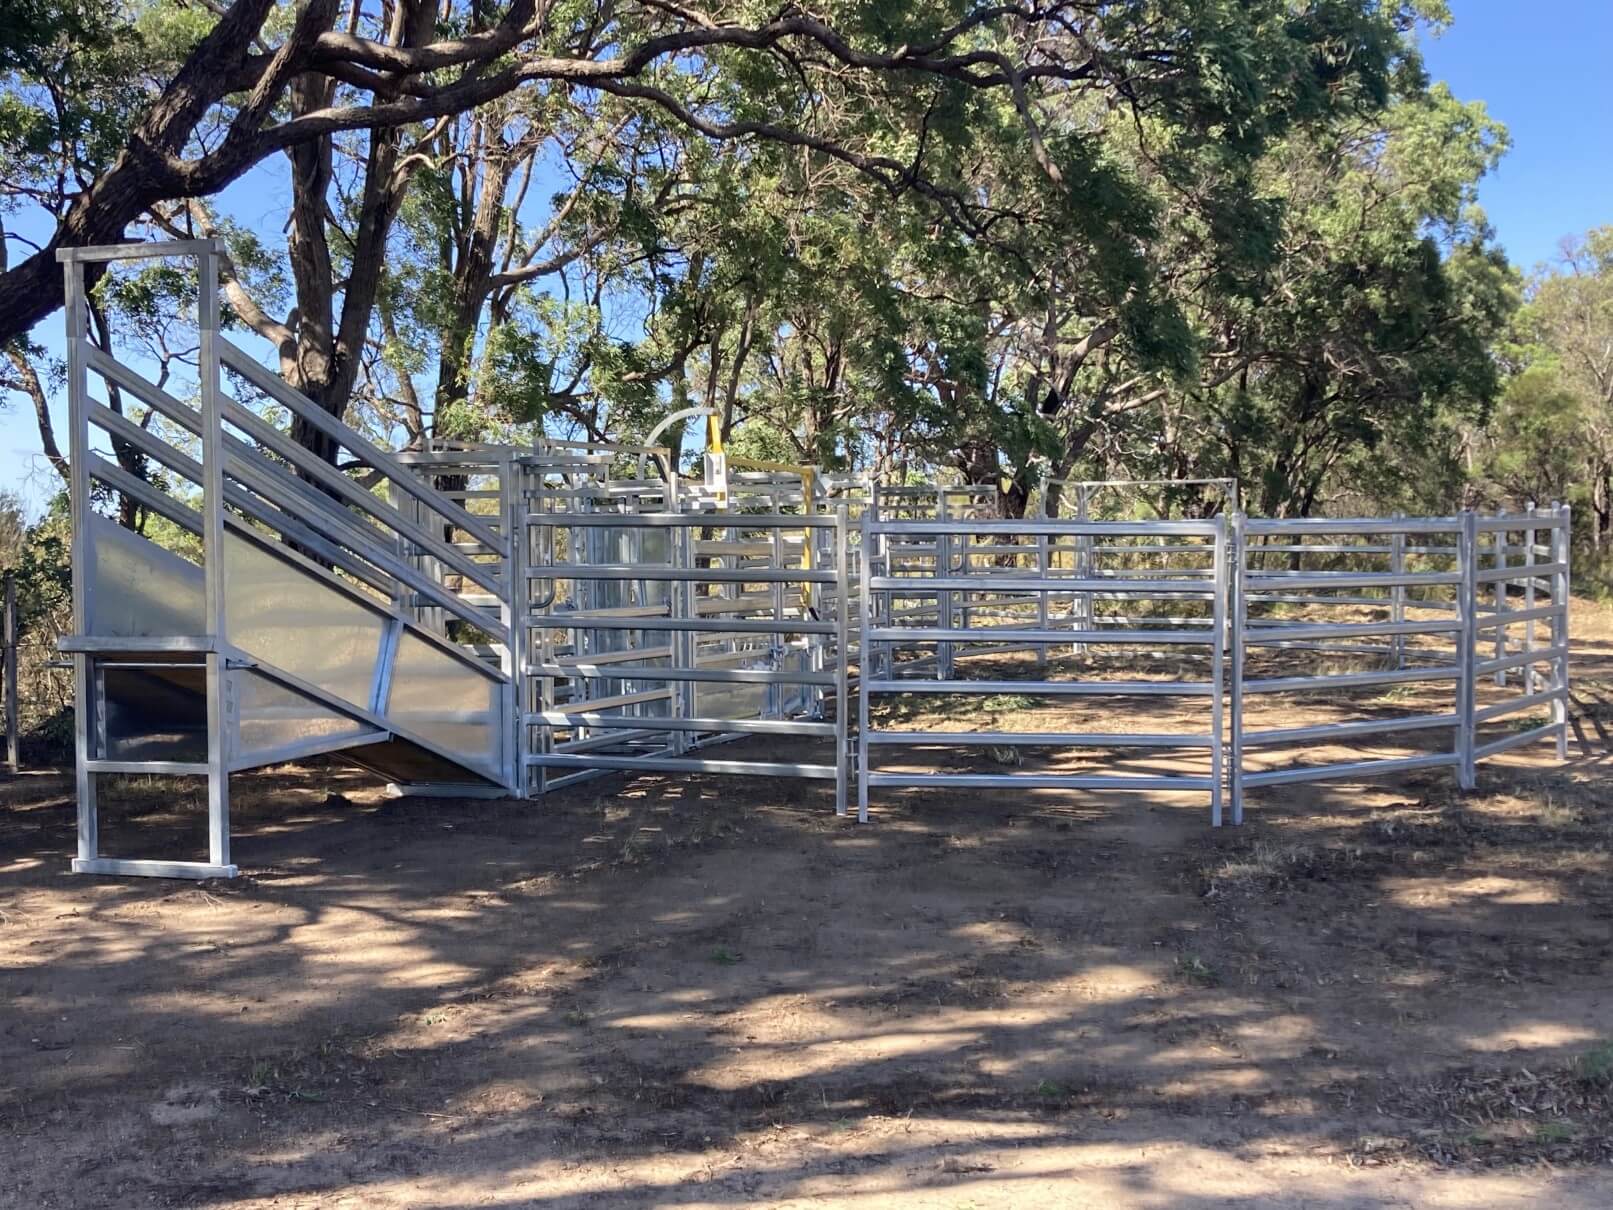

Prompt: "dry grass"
[1350,1053,1613,1168]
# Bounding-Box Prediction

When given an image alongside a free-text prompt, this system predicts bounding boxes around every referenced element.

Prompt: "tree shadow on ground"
[2,710,1612,1208]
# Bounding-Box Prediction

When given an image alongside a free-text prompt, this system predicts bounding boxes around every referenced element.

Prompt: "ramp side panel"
[235,669,382,765]
[79,514,506,787]
[387,629,502,778]
[223,530,384,710]
[86,514,204,637]
[344,737,505,787]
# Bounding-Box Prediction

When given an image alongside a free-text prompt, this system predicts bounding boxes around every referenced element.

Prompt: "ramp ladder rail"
[59,240,516,879]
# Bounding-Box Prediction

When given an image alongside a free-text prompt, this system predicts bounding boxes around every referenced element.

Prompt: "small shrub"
[1575,1041,1613,1087]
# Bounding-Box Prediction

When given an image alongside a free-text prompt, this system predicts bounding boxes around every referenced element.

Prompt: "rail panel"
[858,513,1229,823]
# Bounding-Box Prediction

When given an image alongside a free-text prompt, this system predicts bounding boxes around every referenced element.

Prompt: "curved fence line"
[858,505,1572,823]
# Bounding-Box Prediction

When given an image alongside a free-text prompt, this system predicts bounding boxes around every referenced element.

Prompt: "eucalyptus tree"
[2,0,1471,472]
[1515,229,1613,548]
[829,2,1470,517]
[1131,84,1515,518]
[3,0,1320,342]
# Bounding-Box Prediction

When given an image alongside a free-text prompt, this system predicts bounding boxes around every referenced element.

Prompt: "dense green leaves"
[0,0,1595,549]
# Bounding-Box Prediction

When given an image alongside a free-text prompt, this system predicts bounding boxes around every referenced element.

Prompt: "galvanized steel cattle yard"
[56,242,1571,878]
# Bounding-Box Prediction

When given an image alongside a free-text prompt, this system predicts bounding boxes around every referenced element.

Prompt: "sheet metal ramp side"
[856,514,1229,825]
[63,512,515,878]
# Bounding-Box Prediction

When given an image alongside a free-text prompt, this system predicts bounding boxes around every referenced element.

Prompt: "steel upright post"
[63,256,97,865]
[1554,502,1571,761]
[834,507,851,817]
[1457,510,1478,790]
[1493,526,1508,687]
[502,447,525,796]
[1209,514,1227,826]
[1228,512,1247,824]
[1075,486,1092,654]
[198,245,234,870]
[937,525,954,680]
[3,571,17,773]
[1391,518,1406,669]
[1523,502,1537,695]
[670,525,690,758]
[856,512,874,822]
[1036,531,1050,667]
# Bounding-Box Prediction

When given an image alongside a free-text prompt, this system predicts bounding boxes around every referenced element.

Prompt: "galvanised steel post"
[1210,513,1228,826]
[857,510,874,823]
[1554,502,1571,761]
[1457,509,1478,790]
[1228,512,1247,825]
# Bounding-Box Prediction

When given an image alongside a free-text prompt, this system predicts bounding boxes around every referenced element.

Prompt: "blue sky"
[3,2,1611,517]
[1419,1,1613,270]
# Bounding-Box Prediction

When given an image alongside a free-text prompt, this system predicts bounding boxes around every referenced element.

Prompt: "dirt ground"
[3,613,1613,1207]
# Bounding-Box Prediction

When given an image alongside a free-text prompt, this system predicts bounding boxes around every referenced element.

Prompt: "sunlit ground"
[1,600,1611,1208]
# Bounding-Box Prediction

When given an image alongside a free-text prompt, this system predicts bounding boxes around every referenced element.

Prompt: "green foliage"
[4,495,70,629]
[0,0,1570,540]
[0,0,210,205]
[1474,367,1588,508]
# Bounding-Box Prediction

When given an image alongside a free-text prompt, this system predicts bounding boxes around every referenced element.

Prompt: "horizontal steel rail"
[1241,752,1459,789]
[528,564,834,584]
[870,575,1216,595]
[530,613,836,636]
[1241,665,1460,695]
[1240,711,1459,748]
[866,626,1218,646]
[536,712,837,738]
[1476,562,1567,584]
[1474,643,1569,677]
[221,341,508,557]
[859,512,1227,822]
[530,753,839,779]
[530,511,841,529]
[534,662,834,686]
[1243,571,1461,591]
[867,772,1216,791]
[865,678,1216,696]
[1474,688,1563,724]
[869,519,1218,537]
[1243,618,1463,642]
[1244,517,1461,535]
[867,730,1215,748]
[1475,722,1561,759]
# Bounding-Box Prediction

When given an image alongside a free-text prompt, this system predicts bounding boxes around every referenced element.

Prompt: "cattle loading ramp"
[57,240,853,879]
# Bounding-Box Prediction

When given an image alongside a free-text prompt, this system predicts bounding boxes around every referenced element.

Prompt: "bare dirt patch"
[2,614,1612,1207]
